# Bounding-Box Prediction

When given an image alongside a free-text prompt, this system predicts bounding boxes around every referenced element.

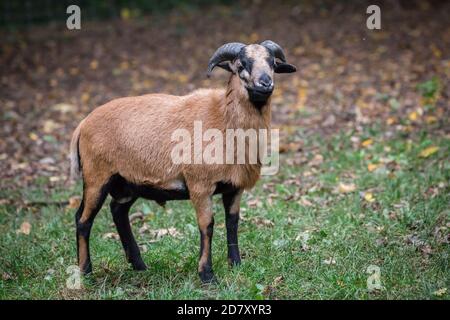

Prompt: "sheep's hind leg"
[76,183,109,274]
[222,189,243,267]
[110,198,147,271]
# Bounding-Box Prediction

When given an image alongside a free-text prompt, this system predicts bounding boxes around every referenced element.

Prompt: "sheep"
[70,40,296,283]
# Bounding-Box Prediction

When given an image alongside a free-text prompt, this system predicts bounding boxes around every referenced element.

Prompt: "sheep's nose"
[258,74,273,89]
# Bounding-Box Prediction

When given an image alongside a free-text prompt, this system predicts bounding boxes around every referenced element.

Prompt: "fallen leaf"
[419,146,439,158]
[367,163,380,172]
[408,111,419,121]
[29,132,39,141]
[139,223,150,234]
[102,232,120,240]
[17,221,31,235]
[129,212,144,223]
[308,154,324,167]
[42,119,60,133]
[361,139,373,147]
[364,192,375,202]
[247,198,262,208]
[151,227,182,239]
[67,196,81,209]
[433,288,447,297]
[298,197,313,206]
[386,117,396,125]
[52,103,76,113]
[90,60,99,70]
[425,116,437,124]
[323,257,336,265]
[252,217,275,228]
[296,87,308,109]
[272,276,284,286]
[338,182,356,193]
[2,272,15,280]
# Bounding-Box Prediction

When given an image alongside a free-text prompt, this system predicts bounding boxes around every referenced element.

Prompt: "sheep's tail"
[69,119,84,182]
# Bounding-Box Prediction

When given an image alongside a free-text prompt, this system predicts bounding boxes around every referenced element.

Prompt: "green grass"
[0,125,448,299]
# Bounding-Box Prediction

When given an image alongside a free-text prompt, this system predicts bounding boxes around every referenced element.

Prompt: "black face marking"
[238,50,254,77]
[266,55,275,69]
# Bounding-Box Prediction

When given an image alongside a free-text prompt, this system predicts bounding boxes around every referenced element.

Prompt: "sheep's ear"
[274,62,297,73]
[217,61,233,73]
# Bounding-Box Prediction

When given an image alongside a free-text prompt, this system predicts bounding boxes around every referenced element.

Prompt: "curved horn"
[260,40,286,62]
[207,42,246,77]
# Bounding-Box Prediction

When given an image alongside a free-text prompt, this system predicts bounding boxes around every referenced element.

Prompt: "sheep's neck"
[223,74,271,130]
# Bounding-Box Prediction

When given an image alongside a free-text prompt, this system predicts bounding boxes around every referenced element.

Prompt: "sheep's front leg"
[222,189,243,267]
[192,194,216,284]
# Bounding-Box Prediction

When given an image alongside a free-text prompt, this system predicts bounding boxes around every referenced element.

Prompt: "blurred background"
[0,0,448,190]
[0,0,449,300]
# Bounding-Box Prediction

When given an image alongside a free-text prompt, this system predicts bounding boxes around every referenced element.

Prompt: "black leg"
[110,199,147,271]
[198,218,215,283]
[222,190,243,267]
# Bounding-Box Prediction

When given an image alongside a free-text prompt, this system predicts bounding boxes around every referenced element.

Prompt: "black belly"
[108,174,236,203]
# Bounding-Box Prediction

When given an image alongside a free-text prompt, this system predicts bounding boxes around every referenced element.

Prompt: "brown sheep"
[70,40,296,283]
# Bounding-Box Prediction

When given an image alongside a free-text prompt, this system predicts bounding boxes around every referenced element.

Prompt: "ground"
[0,1,449,299]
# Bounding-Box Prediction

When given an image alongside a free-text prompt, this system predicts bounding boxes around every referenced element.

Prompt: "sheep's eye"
[269,58,275,67]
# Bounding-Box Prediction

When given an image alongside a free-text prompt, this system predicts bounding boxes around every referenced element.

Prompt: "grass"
[0,124,448,299]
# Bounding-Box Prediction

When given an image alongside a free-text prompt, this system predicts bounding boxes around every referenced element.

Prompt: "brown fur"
[71,72,270,273]
[73,73,270,201]
[69,42,293,279]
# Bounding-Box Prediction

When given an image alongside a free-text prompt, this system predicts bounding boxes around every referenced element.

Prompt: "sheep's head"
[207,41,296,105]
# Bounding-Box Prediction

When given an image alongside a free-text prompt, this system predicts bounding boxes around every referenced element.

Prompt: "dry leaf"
[139,223,150,234]
[272,276,284,286]
[67,196,81,209]
[90,60,99,70]
[247,198,262,208]
[433,288,447,297]
[308,154,324,167]
[102,232,120,240]
[252,217,275,228]
[419,146,439,158]
[361,139,373,147]
[29,132,39,141]
[323,257,336,265]
[367,163,380,172]
[17,221,31,235]
[2,272,15,281]
[298,197,313,206]
[408,111,419,121]
[425,116,438,124]
[129,212,144,223]
[52,103,76,113]
[364,192,375,202]
[296,87,308,109]
[42,119,60,133]
[338,182,356,193]
[151,227,182,239]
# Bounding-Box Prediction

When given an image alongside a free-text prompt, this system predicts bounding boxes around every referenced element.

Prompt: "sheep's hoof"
[199,271,217,284]
[80,263,93,275]
[228,257,241,268]
[131,260,148,271]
